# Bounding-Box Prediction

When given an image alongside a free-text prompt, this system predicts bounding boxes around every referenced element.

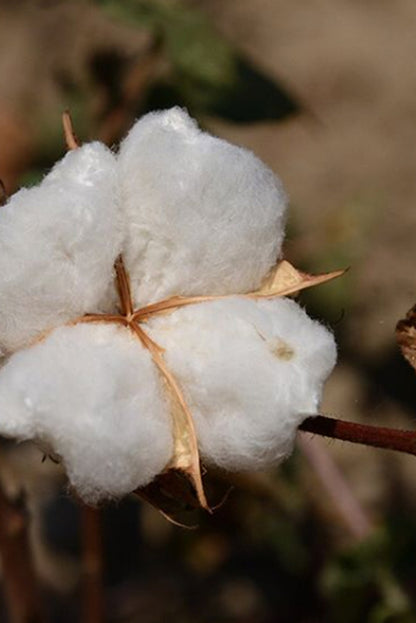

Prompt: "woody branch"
[299,415,416,456]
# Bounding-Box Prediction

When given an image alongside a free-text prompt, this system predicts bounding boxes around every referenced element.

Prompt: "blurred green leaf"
[321,531,416,623]
[97,0,299,122]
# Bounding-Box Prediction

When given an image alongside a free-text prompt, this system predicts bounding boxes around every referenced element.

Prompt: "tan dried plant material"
[397,304,416,370]
[250,260,345,298]
[135,470,202,528]
[134,260,346,321]
[62,111,80,151]
[129,321,209,511]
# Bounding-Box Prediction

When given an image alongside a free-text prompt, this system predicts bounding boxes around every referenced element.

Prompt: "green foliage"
[97,0,298,122]
[321,530,416,623]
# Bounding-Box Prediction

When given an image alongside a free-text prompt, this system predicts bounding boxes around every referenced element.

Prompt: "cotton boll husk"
[147,297,336,471]
[118,107,287,306]
[0,323,173,503]
[0,143,122,354]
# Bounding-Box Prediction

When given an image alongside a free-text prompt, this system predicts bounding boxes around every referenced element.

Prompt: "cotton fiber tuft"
[148,297,336,471]
[0,143,122,354]
[0,323,172,503]
[118,107,287,307]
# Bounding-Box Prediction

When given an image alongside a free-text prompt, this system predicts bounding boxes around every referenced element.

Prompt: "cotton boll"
[118,107,287,307]
[147,297,336,471]
[0,323,173,503]
[0,143,122,354]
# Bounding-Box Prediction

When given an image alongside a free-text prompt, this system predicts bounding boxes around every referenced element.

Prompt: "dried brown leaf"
[134,471,200,528]
[397,304,416,370]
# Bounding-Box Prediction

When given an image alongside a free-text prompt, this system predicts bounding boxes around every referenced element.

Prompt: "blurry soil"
[0,1,154,191]
[196,0,416,514]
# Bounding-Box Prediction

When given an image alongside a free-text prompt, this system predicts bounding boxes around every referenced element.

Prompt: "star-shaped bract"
[0,108,338,505]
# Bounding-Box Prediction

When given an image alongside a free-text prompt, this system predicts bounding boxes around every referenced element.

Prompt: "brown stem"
[62,111,80,151]
[81,506,104,623]
[299,415,416,456]
[0,486,45,623]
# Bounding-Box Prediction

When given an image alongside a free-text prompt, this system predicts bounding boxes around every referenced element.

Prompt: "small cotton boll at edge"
[118,107,287,307]
[0,143,122,354]
[0,323,173,503]
[147,297,336,471]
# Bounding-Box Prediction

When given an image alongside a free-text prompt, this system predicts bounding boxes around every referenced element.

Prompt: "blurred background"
[1,0,416,621]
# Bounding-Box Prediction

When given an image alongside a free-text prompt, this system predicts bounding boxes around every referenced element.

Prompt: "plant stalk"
[81,506,104,623]
[0,486,45,623]
[299,415,416,456]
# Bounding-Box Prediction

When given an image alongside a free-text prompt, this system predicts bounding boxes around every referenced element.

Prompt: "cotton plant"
[0,107,342,511]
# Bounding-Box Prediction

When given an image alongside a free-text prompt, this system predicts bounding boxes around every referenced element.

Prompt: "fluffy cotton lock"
[0,143,122,355]
[118,107,287,307]
[0,323,172,503]
[147,297,337,471]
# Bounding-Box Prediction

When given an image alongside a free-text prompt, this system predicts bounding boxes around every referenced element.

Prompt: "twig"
[299,415,416,456]
[297,434,373,540]
[62,111,80,151]
[0,485,45,623]
[81,506,104,623]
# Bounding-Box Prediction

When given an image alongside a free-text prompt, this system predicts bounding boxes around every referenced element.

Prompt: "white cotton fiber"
[147,297,336,471]
[0,108,339,503]
[118,107,287,307]
[0,143,122,354]
[0,323,173,503]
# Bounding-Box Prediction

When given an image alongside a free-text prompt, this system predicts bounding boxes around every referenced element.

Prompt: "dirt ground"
[196,0,416,513]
